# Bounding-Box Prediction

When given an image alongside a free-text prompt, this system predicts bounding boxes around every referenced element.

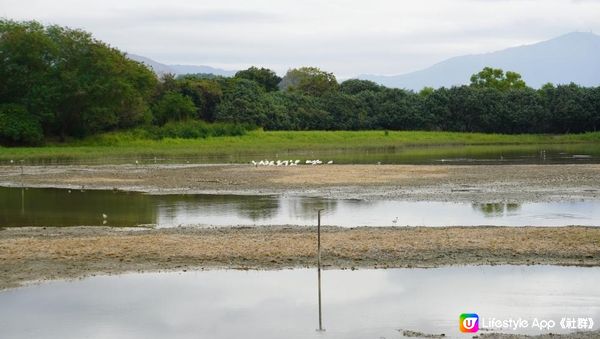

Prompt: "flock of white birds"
[251,159,334,166]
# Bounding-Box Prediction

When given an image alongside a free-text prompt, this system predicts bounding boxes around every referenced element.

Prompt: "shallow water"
[0,266,598,339]
[1,187,600,227]
[3,144,600,166]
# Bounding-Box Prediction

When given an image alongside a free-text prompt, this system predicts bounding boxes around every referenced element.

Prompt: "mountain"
[359,32,600,90]
[127,54,236,77]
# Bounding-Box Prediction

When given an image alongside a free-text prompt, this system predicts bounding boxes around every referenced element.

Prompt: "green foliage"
[0,104,44,145]
[235,66,281,92]
[2,20,600,147]
[152,92,197,125]
[279,67,339,96]
[340,79,382,95]
[470,67,527,91]
[144,120,250,139]
[214,78,272,126]
[0,19,157,139]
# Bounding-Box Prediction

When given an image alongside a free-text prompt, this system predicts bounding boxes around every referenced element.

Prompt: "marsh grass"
[1,130,600,162]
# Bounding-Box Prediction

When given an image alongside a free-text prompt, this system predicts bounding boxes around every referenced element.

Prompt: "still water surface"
[0,266,598,339]
[1,187,600,227]
[3,144,600,165]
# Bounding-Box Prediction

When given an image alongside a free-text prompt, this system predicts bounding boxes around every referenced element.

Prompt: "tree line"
[1,20,600,146]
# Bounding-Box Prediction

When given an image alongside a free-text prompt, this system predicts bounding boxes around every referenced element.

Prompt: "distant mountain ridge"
[127,54,236,77]
[359,32,600,90]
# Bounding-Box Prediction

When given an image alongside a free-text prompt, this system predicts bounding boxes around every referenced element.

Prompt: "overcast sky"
[2,0,600,77]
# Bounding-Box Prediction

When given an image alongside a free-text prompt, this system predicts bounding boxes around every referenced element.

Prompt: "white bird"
[251,160,257,166]
[102,213,108,219]
[392,217,398,224]
[276,160,282,166]
[10,160,14,164]
[268,161,275,166]
[306,160,311,164]
[295,160,300,165]
[327,160,334,164]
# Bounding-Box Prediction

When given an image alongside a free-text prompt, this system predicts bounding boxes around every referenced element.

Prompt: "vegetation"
[1,130,600,162]
[2,20,600,148]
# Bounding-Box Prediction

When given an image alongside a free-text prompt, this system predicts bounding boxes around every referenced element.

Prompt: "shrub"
[0,104,44,145]
[144,120,251,139]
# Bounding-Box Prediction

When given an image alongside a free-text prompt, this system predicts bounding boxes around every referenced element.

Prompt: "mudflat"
[1,225,599,290]
[1,163,600,201]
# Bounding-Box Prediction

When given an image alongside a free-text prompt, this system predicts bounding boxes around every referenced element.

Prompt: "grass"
[1,130,600,163]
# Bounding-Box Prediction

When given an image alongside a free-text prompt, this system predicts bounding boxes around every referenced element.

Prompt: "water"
[3,144,600,165]
[0,266,598,338]
[0,188,600,227]
[2,187,600,227]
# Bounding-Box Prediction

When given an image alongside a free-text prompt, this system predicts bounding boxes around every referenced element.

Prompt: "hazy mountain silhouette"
[127,54,236,77]
[359,32,600,90]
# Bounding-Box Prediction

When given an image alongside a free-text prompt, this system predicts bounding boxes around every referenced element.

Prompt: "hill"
[359,32,600,90]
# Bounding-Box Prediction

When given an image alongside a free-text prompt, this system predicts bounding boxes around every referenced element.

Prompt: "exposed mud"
[1,164,599,202]
[1,225,599,291]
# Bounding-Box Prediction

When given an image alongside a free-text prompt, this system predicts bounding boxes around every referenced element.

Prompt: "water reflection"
[1,187,600,227]
[0,266,598,339]
[472,203,521,217]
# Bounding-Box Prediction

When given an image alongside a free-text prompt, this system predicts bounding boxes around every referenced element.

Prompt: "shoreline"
[1,163,600,202]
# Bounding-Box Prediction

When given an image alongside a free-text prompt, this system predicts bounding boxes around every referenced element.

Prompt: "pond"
[3,143,600,166]
[0,266,598,338]
[1,187,600,227]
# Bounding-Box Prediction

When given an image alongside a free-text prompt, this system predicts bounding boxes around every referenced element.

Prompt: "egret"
[251,160,258,166]
[295,160,300,165]
[102,213,108,219]
[327,160,333,164]
[10,160,14,164]
[306,160,311,164]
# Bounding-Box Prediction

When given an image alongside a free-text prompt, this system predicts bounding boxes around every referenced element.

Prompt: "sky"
[1,0,600,77]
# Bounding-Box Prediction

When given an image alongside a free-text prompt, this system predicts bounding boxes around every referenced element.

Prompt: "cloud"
[2,0,600,76]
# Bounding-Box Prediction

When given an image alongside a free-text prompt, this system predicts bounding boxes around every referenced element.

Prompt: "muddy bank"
[1,164,600,202]
[1,225,599,290]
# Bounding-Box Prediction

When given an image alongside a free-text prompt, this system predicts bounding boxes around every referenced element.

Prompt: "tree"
[215,78,271,126]
[235,67,281,92]
[279,67,339,96]
[339,79,382,95]
[0,19,157,139]
[152,92,197,125]
[470,67,527,91]
[177,77,223,121]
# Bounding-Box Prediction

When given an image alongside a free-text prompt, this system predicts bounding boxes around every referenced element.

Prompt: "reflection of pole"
[21,186,25,216]
[317,209,325,332]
